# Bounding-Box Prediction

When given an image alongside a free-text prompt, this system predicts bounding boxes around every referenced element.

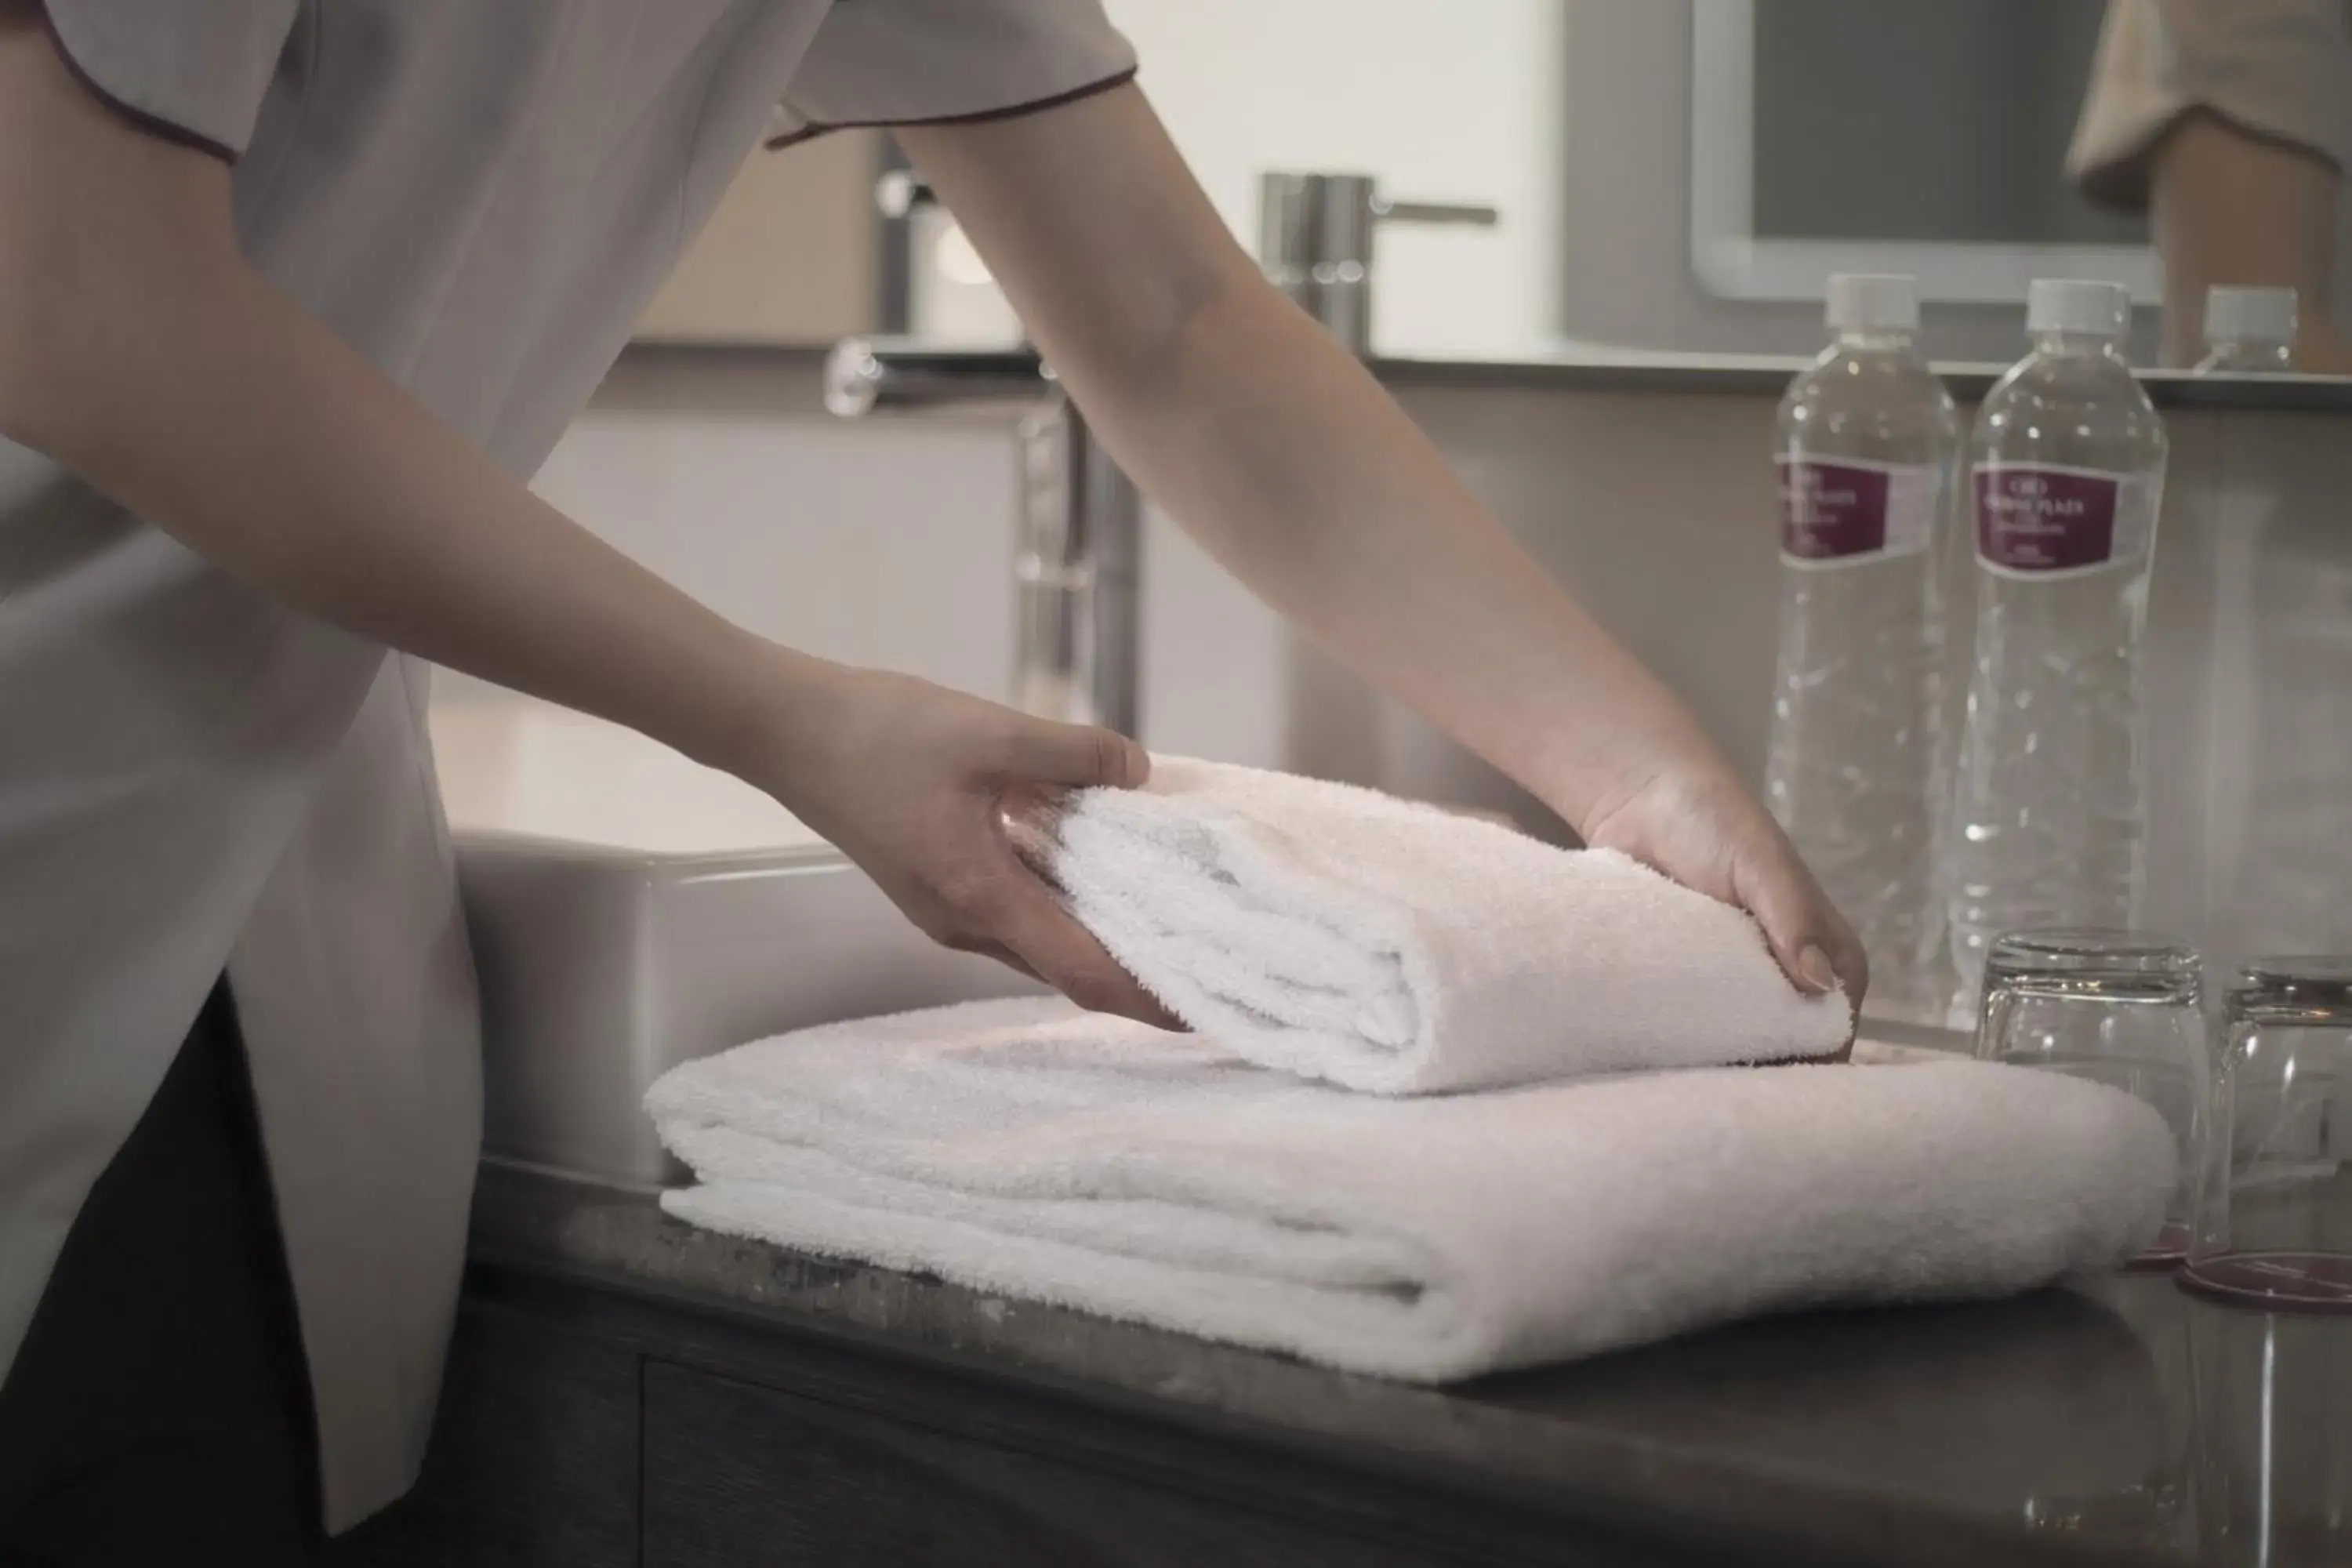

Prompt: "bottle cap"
[2026,278,2131,337]
[1825,274,1918,332]
[2205,285,2298,346]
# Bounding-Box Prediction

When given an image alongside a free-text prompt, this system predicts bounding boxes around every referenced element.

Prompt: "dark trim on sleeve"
[38,3,239,164]
[764,64,1137,152]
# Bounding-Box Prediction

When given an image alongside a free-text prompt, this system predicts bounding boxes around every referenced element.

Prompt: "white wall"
[438,354,1022,710]
[526,410,1019,682]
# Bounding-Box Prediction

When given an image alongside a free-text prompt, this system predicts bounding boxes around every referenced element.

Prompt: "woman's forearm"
[1069,278,1729,828]
[904,85,1864,995]
[16,245,818,775]
[902,90,1733,829]
[0,24,821,782]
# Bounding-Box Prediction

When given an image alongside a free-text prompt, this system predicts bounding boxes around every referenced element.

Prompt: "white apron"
[0,0,1132,1530]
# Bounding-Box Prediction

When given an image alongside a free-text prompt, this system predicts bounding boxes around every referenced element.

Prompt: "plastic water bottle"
[2195,285,2297,373]
[1947,280,2169,1022]
[1766,274,1961,1022]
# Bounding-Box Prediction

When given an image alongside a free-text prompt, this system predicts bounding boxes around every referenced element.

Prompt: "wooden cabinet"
[331,1299,641,1568]
[634,130,884,346]
[339,1272,1595,1567]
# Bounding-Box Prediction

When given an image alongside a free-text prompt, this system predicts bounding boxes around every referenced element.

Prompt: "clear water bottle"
[1947,279,2169,1022]
[2195,285,2297,373]
[1767,274,1961,1022]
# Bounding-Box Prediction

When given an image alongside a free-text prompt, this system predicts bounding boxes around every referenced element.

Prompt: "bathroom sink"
[433,701,1039,1189]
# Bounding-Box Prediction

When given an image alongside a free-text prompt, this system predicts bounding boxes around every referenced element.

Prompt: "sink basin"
[432,701,1038,1189]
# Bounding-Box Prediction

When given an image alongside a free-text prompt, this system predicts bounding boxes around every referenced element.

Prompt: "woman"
[2071,0,2352,369]
[0,1,1863,1559]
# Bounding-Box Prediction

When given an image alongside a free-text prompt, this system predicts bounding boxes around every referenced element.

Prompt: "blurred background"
[451,0,2352,1014]
[635,0,2352,366]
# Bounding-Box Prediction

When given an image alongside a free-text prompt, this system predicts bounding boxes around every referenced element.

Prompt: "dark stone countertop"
[470,1161,2352,1568]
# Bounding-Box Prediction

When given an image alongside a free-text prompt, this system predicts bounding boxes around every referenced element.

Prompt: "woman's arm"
[0,6,1169,1023]
[2150,111,2350,371]
[902,85,1864,1002]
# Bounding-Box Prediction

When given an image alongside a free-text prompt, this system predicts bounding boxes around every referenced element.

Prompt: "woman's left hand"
[1577,762,1869,1015]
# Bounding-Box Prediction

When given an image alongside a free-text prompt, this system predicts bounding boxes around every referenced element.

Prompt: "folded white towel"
[648,998,2173,1381]
[1047,758,1849,1093]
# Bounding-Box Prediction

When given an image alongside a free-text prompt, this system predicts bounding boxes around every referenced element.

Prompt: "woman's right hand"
[751,658,1177,1029]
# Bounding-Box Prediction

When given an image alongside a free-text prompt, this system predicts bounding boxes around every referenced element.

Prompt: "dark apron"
[0,984,322,1566]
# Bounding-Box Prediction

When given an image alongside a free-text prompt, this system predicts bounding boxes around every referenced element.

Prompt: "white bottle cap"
[2026,278,2131,336]
[2205,285,2298,345]
[1824,273,1918,332]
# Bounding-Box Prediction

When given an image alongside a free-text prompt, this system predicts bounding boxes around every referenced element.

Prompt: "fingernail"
[1796,945,1837,995]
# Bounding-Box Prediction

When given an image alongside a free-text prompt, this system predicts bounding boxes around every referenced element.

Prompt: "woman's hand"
[1578,762,1869,1014]
[753,660,1177,1029]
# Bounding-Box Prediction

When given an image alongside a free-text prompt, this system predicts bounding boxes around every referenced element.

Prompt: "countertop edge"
[614,337,2352,413]
[465,1165,2168,1568]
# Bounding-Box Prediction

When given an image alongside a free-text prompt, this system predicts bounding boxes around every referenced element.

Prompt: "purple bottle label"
[1973,464,2143,575]
[1777,459,1937,566]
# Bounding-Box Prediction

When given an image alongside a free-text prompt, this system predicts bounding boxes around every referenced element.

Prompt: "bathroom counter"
[1370,349,2352,412]
[339,1163,2349,1567]
[608,338,2352,415]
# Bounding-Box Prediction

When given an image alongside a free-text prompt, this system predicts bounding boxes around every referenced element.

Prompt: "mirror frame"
[1687,0,2160,306]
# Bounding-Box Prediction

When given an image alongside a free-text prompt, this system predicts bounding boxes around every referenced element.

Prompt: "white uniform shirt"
[0,0,1133,1531]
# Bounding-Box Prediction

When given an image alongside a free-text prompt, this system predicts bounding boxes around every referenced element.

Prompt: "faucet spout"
[826,337,1142,738]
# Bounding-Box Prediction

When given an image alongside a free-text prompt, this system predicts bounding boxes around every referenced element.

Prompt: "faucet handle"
[1372,195,1500,230]
[1258,172,1501,265]
[1256,171,1500,356]
[825,337,1050,419]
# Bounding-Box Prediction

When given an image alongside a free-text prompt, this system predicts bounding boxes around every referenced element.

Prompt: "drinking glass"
[2180,958,2352,1312]
[2187,1304,2352,1563]
[1974,929,2209,1266]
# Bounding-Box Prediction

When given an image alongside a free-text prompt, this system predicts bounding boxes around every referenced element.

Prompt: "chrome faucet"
[1258,172,1499,357]
[825,339,1142,737]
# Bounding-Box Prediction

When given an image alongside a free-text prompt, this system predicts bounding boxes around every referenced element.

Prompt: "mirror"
[871,0,2352,389]
[1686,3,2147,332]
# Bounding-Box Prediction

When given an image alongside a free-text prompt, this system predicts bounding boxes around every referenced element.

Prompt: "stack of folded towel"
[648,760,2175,1381]
[1048,757,1851,1091]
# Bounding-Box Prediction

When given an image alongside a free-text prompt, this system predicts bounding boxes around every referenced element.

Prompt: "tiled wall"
[502,353,2352,980]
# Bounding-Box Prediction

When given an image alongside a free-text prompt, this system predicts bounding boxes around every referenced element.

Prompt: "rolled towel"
[1047,757,1849,1093]
[648,998,2174,1381]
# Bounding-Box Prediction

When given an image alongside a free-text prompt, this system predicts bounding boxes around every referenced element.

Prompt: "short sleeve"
[768,0,1137,148]
[40,0,299,161]
[2068,0,2352,209]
